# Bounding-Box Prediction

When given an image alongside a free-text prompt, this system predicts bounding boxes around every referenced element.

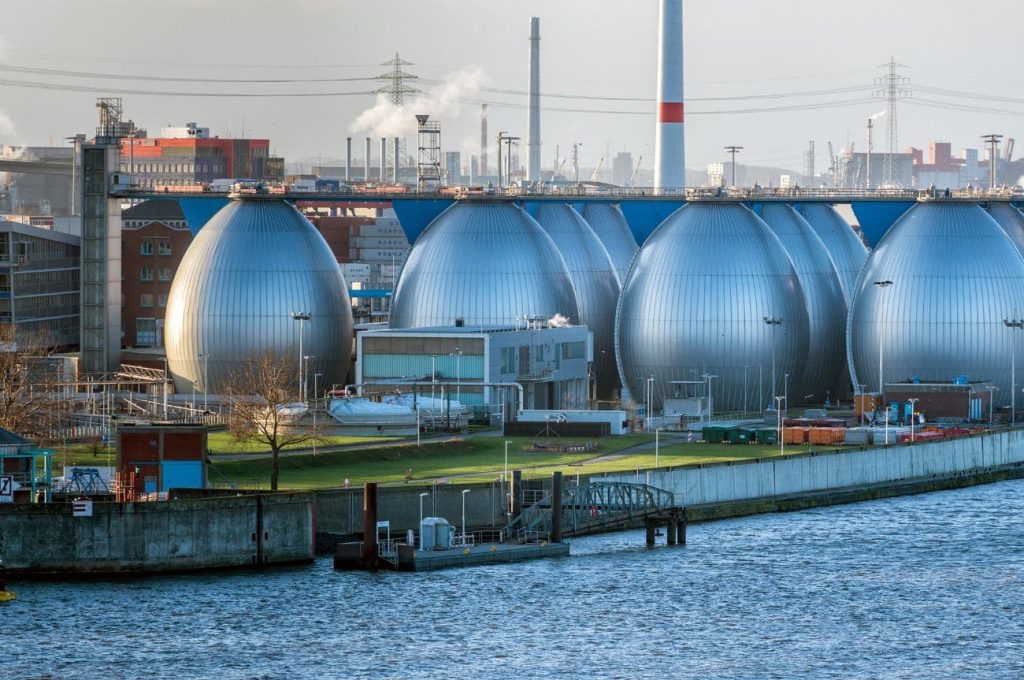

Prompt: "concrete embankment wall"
[600,429,1024,512]
[0,493,315,576]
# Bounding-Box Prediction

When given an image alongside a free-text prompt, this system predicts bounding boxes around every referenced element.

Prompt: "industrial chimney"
[480,104,489,178]
[364,137,371,182]
[527,17,541,183]
[654,0,685,190]
[345,136,352,182]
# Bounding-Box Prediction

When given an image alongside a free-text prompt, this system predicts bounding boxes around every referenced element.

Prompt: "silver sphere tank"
[164,198,353,394]
[988,203,1024,256]
[616,202,809,412]
[798,203,869,304]
[535,203,621,398]
[848,203,1024,406]
[581,203,638,284]
[759,204,847,404]
[390,202,579,328]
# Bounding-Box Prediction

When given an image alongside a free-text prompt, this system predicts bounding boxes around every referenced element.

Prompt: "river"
[5,479,1024,679]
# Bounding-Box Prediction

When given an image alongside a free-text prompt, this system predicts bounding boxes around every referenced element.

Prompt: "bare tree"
[226,349,310,491]
[0,325,62,442]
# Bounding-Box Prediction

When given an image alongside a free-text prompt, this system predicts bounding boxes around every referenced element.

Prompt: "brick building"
[121,200,192,348]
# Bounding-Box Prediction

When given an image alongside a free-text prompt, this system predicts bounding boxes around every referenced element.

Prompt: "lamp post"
[504,440,510,482]
[763,316,782,406]
[1004,317,1024,428]
[418,492,429,550]
[784,373,790,412]
[199,352,209,413]
[314,372,323,456]
[191,380,197,411]
[908,397,919,441]
[162,357,168,419]
[724,145,743,186]
[987,386,998,427]
[645,376,655,430]
[303,355,315,402]
[873,280,893,398]
[430,354,437,401]
[454,348,462,403]
[858,384,867,426]
[291,311,312,402]
[775,395,785,456]
[655,428,661,468]
[702,373,718,421]
[461,488,471,546]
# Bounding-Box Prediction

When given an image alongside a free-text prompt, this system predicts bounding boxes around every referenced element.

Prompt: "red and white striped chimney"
[654,0,685,190]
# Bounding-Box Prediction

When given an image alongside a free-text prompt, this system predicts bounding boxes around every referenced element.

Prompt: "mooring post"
[363,482,379,569]
[677,507,687,545]
[645,518,656,547]
[551,471,563,543]
[667,513,677,546]
[512,470,523,518]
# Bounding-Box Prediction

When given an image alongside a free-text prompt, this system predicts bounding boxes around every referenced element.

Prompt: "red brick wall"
[121,222,194,347]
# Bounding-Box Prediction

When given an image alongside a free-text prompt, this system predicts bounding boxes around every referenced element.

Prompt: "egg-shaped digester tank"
[535,203,621,398]
[759,203,847,404]
[581,203,638,284]
[616,202,810,412]
[164,197,353,394]
[389,201,579,329]
[848,202,1024,406]
[987,202,1024,256]
[798,203,869,304]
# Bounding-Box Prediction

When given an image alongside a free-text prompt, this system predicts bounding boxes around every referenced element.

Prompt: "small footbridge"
[505,481,680,542]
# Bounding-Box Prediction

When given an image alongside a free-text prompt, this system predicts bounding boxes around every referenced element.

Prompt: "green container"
[755,428,778,444]
[702,426,727,443]
[726,428,754,444]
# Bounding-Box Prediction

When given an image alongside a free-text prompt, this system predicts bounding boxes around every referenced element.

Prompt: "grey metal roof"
[122,199,186,222]
[389,202,579,330]
[164,198,353,393]
[848,203,1024,406]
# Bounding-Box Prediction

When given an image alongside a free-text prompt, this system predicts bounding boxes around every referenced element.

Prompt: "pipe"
[345,136,352,182]
[364,137,371,182]
[346,380,526,416]
[527,17,541,183]
[654,0,685,190]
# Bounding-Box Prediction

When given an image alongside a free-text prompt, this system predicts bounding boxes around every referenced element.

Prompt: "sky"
[1,0,1023,176]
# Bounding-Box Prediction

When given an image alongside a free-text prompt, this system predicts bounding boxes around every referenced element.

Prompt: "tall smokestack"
[346,136,352,182]
[393,137,400,183]
[654,0,685,190]
[364,137,371,181]
[380,137,387,181]
[480,104,488,177]
[527,17,541,183]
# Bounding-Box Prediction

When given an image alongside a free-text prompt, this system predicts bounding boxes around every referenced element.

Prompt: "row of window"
[139,293,168,308]
[140,241,173,256]
[139,266,173,282]
[121,162,226,174]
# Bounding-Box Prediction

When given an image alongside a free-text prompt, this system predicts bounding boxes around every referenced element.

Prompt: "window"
[499,346,516,374]
[158,241,171,256]
[561,341,586,360]
[136,318,156,346]
[140,241,153,256]
[158,267,172,282]
[157,293,167,307]
[140,266,153,282]
[140,293,153,307]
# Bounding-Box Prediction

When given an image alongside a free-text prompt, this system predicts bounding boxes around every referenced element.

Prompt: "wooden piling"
[551,471,563,543]
[362,482,378,569]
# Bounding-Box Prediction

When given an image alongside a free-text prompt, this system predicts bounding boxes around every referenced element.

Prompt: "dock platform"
[334,540,570,572]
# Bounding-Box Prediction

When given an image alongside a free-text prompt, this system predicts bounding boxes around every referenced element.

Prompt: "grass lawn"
[209,433,819,490]
[205,431,399,455]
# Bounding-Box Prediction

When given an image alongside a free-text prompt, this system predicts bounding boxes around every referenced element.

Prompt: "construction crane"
[1006,138,1015,163]
[629,154,643,187]
[590,155,605,183]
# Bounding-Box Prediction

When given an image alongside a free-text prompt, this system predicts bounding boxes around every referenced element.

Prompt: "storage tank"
[581,203,638,284]
[759,204,846,404]
[987,203,1024,256]
[616,202,809,412]
[848,202,1024,406]
[535,203,621,398]
[798,204,869,304]
[390,202,579,328]
[165,197,353,393]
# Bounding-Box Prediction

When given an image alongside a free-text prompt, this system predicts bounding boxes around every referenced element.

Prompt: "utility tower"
[376,54,420,180]
[804,140,815,187]
[416,114,442,191]
[873,57,911,188]
[982,133,1003,190]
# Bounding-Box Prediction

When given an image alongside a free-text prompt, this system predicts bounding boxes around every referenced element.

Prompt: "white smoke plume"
[870,111,886,121]
[548,313,571,328]
[350,67,486,138]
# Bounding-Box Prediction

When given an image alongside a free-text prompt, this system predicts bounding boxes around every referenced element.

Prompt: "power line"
[0,77,376,97]
[0,63,379,84]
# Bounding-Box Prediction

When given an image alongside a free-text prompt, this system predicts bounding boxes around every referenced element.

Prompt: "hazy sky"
[2,0,1023,174]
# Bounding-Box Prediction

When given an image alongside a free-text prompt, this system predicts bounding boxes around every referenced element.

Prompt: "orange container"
[784,427,808,444]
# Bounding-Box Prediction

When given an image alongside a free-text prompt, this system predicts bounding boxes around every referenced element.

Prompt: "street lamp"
[454,348,462,403]
[873,280,893,397]
[987,386,998,427]
[857,384,867,426]
[774,395,786,455]
[763,316,782,406]
[784,373,790,412]
[701,373,717,421]
[303,355,316,402]
[461,488,471,546]
[198,352,209,413]
[504,440,510,482]
[418,492,429,550]
[191,379,197,410]
[1004,317,1024,428]
[291,311,312,402]
[313,372,323,456]
[645,376,655,430]
[655,428,661,468]
[430,354,437,401]
[162,356,169,419]
[908,397,919,441]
